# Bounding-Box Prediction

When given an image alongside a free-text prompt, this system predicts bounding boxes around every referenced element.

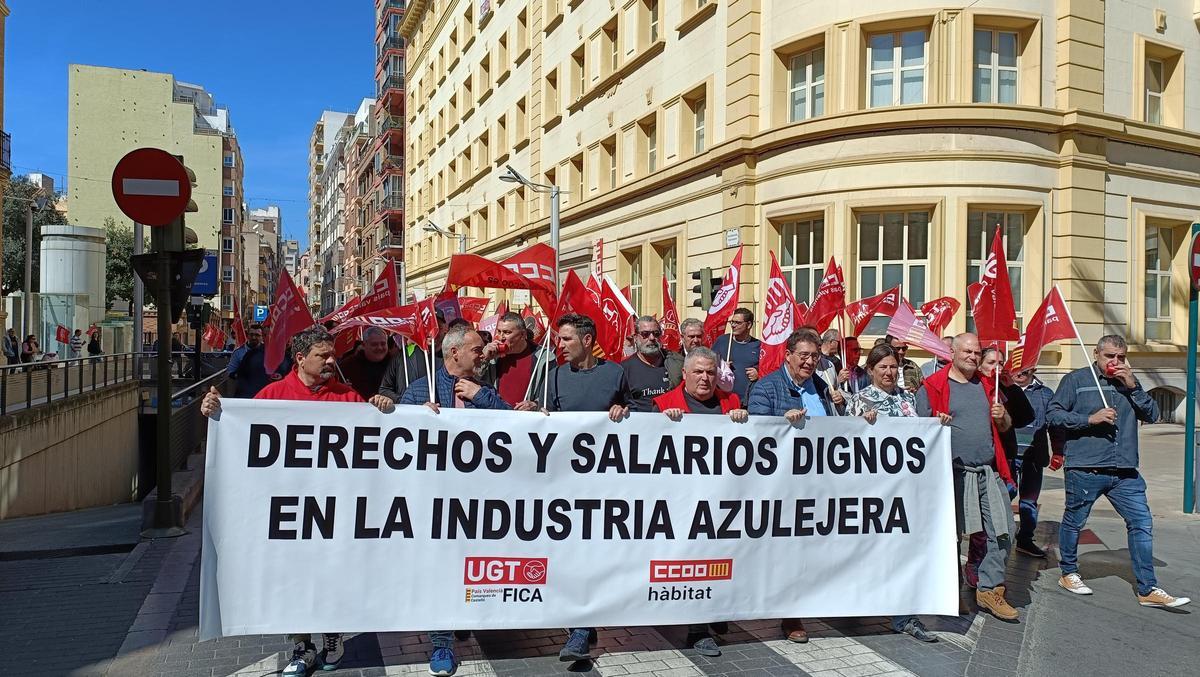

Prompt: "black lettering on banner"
[417,429,449,470]
[836,497,858,534]
[268,496,299,539]
[792,438,813,474]
[310,426,348,468]
[828,437,850,473]
[862,497,885,533]
[905,437,926,473]
[688,501,715,539]
[726,437,754,476]
[349,427,378,469]
[755,438,778,475]
[514,499,543,541]
[597,435,627,473]
[483,500,510,539]
[745,500,768,538]
[795,498,815,536]
[486,432,513,472]
[886,497,910,532]
[717,500,741,538]
[575,499,601,539]
[648,500,674,539]
[628,436,651,474]
[853,437,878,473]
[529,432,557,473]
[355,497,379,539]
[382,497,413,538]
[652,437,681,474]
[771,499,790,537]
[816,499,836,536]
[683,436,710,475]
[430,497,443,538]
[571,433,596,472]
[248,424,280,467]
[383,427,414,470]
[448,499,477,538]
[604,500,630,539]
[284,425,315,468]
[452,430,484,472]
[547,499,571,540]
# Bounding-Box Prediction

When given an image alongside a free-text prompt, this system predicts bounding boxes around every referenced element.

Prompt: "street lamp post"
[21,194,49,342]
[424,221,469,254]
[499,165,562,292]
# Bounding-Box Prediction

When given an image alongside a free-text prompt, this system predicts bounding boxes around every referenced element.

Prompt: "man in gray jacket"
[1046,334,1189,608]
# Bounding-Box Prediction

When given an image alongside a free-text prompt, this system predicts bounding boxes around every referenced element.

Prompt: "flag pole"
[527,329,552,403]
[401,337,410,388]
[428,335,437,406]
[1057,284,1109,409]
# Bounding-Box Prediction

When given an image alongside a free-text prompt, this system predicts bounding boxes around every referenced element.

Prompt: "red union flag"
[321,295,362,326]
[598,275,636,359]
[794,300,809,327]
[886,299,952,361]
[350,264,400,319]
[232,299,248,347]
[969,228,1019,342]
[331,298,438,346]
[759,252,801,376]
[552,270,603,326]
[702,246,744,347]
[458,296,489,324]
[805,258,847,333]
[845,286,901,337]
[920,297,961,336]
[661,276,682,352]
[447,243,557,302]
[265,269,315,374]
[55,325,70,344]
[1006,287,1074,373]
[203,318,226,350]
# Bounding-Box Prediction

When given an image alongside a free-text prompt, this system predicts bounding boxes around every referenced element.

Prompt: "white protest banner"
[200,401,957,640]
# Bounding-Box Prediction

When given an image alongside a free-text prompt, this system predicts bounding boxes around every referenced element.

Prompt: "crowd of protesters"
[200,305,1189,677]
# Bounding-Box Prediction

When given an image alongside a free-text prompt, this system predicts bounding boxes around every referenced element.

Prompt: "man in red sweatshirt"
[201,326,391,676]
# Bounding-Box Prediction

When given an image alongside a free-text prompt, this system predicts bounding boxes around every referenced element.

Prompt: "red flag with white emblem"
[968,228,1019,342]
[457,296,489,324]
[447,243,558,314]
[265,269,315,374]
[661,276,682,352]
[701,246,744,347]
[844,286,901,337]
[232,299,248,347]
[1005,287,1073,373]
[598,275,636,359]
[805,257,847,333]
[920,297,961,336]
[759,252,802,376]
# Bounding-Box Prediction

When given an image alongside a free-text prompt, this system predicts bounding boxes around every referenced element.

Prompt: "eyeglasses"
[790,351,819,362]
[638,330,663,338]
[729,319,750,326]
[891,345,908,353]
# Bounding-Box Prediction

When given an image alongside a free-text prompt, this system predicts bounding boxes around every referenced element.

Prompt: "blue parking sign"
[253,305,269,322]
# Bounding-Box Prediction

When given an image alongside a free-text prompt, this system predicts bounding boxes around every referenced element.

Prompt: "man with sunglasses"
[886,334,925,392]
[746,328,844,643]
[710,308,761,401]
[622,316,684,411]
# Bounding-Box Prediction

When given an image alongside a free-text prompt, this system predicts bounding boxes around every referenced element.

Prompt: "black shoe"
[709,621,729,635]
[687,634,721,657]
[453,630,472,641]
[897,619,938,643]
[1016,540,1047,558]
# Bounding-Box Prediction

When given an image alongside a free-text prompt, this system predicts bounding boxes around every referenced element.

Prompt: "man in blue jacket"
[225,324,289,398]
[1010,368,1061,558]
[399,323,508,676]
[1046,334,1188,608]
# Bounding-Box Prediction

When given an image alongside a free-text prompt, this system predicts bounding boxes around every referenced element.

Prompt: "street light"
[423,221,469,254]
[499,164,562,293]
[22,193,49,342]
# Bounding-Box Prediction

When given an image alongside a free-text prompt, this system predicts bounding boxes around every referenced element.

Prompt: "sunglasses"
[638,330,663,338]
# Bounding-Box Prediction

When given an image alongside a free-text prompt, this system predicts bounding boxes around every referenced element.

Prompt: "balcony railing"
[377,34,404,56]
[377,75,404,97]
[380,115,404,134]
[379,194,404,211]
[0,131,9,174]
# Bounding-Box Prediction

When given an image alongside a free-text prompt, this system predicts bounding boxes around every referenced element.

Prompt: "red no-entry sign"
[110,148,192,226]
[1191,231,1200,291]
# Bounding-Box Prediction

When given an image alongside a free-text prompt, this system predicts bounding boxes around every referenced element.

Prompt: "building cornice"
[399,0,428,40]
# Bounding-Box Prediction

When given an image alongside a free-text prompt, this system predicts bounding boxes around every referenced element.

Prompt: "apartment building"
[68,65,247,321]
[283,239,301,279]
[400,0,1200,417]
[0,1,10,331]
[373,0,408,296]
[244,205,282,308]
[307,110,354,316]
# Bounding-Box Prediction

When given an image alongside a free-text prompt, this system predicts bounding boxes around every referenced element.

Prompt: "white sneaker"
[282,640,317,676]
[1059,573,1094,595]
[1138,587,1191,608]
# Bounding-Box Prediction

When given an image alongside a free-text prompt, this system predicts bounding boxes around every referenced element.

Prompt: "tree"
[104,217,135,311]
[2,175,68,296]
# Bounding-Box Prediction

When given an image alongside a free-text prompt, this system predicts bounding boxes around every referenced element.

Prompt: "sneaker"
[319,633,344,671]
[1058,573,1094,595]
[687,634,721,657]
[282,640,317,677]
[1138,587,1192,608]
[558,629,591,662]
[1016,540,1047,559]
[976,588,1019,622]
[897,618,938,643]
[962,562,979,589]
[428,647,458,676]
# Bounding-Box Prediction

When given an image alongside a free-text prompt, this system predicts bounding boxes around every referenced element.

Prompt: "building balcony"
[379,194,404,212]
[380,115,404,135]
[377,33,403,60]
[1,131,10,174]
[377,75,404,103]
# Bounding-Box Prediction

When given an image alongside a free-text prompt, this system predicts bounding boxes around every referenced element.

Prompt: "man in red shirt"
[489,312,552,405]
[201,326,391,675]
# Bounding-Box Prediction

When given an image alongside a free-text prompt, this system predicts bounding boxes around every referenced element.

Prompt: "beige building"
[241,206,282,310]
[67,65,247,320]
[0,1,11,332]
[400,0,1200,418]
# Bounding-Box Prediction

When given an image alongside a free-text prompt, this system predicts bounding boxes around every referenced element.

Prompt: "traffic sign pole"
[1184,223,1200,514]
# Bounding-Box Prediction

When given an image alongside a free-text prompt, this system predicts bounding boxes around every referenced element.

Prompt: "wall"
[0,382,141,519]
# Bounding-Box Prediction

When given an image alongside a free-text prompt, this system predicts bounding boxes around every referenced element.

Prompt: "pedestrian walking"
[202,326,393,675]
[1010,367,1061,558]
[68,329,84,358]
[1046,334,1189,608]
[746,328,843,643]
[20,334,40,363]
[622,316,683,412]
[653,346,748,657]
[916,333,1020,622]
[849,343,939,643]
[87,333,103,356]
[3,328,19,364]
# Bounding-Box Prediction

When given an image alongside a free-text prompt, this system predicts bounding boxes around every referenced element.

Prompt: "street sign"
[254,305,269,323]
[111,148,193,226]
[1191,230,1200,291]
[131,249,207,322]
[191,253,219,296]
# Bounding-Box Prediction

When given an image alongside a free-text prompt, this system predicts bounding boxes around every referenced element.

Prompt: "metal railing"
[1,353,137,416]
[380,115,403,134]
[378,34,403,53]
[377,75,404,96]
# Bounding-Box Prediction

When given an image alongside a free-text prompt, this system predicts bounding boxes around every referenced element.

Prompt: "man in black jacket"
[226,324,288,398]
[622,316,684,411]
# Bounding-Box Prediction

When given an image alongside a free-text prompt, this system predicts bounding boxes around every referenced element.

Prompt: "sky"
[6,0,376,249]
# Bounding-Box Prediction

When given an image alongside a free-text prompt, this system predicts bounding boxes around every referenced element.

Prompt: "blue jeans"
[430,630,454,649]
[1016,449,1043,543]
[1059,469,1157,595]
[891,615,916,632]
